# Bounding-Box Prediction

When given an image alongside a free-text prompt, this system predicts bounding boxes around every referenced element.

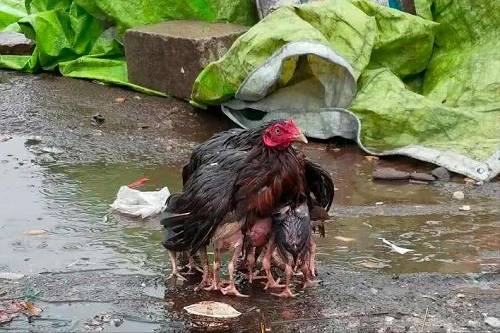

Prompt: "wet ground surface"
[1,70,499,332]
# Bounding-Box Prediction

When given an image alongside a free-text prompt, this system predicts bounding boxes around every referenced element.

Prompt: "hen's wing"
[161,149,247,255]
[304,158,334,211]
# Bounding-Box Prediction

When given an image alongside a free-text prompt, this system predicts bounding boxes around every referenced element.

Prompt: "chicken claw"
[262,278,285,290]
[166,271,188,281]
[221,283,249,297]
[271,288,296,298]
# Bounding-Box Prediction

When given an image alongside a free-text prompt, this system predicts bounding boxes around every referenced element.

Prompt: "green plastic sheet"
[0,0,257,91]
[192,0,500,181]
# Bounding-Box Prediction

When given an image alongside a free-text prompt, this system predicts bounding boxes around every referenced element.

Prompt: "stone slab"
[124,20,249,99]
[0,31,35,55]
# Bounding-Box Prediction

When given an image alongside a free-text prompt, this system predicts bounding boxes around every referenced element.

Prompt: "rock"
[485,317,500,328]
[459,205,471,211]
[431,166,451,181]
[372,168,410,180]
[0,32,35,55]
[410,172,435,182]
[453,191,465,199]
[124,21,249,99]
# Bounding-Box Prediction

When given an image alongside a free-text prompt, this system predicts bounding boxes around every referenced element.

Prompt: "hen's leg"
[246,247,256,283]
[221,243,248,297]
[166,250,187,281]
[196,246,211,290]
[272,263,295,297]
[309,238,317,277]
[262,240,284,289]
[185,255,203,275]
[204,248,221,291]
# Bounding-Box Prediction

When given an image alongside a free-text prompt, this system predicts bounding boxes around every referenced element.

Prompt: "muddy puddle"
[1,135,499,331]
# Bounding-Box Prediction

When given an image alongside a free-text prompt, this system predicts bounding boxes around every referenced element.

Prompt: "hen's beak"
[294,132,308,144]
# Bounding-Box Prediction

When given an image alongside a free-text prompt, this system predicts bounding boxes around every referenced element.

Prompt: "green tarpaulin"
[192,0,500,181]
[1,0,499,181]
[0,0,257,92]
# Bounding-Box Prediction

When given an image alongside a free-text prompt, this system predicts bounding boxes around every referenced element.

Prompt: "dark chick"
[261,198,314,297]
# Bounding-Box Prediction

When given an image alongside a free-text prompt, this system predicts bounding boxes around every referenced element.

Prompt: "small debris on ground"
[25,230,47,235]
[425,220,441,225]
[0,301,42,324]
[453,191,465,199]
[459,205,471,211]
[375,202,384,205]
[463,177,476,184]
[365,156,379,162]
[0,135,12,142]
[410,172,435,182]
[334,236,355,242]
[360,260,389,269]
[25,136,42,145]
[431,166,450,181]
[92,113,105,125]
[381,238,414,254]
[373,168,410,181]
[485,316,500,328]
[332,148,341,152]
[127,178,150,189]
[115,97,127,103]
[84,313,123,331]
[0,272,24,280]
[133,96,142,100]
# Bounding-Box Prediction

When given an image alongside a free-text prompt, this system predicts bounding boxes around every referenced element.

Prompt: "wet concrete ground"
[0,70,499,332]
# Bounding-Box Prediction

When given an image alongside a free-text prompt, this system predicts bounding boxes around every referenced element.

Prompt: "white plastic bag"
[110,186,170,219]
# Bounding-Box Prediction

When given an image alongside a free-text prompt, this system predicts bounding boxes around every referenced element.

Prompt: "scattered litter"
[425,220,442,225]
[110,186,170,218]
[0,135,12,142]
[25,137,42,145]
[360,260,390,269]
[41,147,63,154]
[421,295,437,302]
[464,177,476,184]
[67,260,79,267]
[84,314,123,331]
[459,205,471,211]
[25,230,47,235]
[184,301,241,332]
[456,293,465,298]
[115,97,126,103]
[373,168,410,181]
[365,156,379,162]
[453,191,465,199]
[381,238,414,254]
[127,178,150,189]
[92,113,105,125]
[332,148,341,152]
[0,300,42,324]
[375,202,384,205]
[485,317,500,328]
[0,272,24,280]
[133,96,142,100]
[334,236,355,242]
[363,222,373,228]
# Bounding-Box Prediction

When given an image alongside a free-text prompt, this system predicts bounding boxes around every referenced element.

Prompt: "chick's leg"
[272,263,295,297]
[166,250,187,281]
[262,239,284,289]
[185,255,203,275]
[204,248,221,291]
[221,241,248,297]
[196,246,211,290]
[309,238,317,277]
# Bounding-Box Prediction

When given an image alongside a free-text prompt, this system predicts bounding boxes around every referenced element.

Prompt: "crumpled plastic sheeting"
[110,186,170,219]
[193,0,500,181]
[0,0,257,91]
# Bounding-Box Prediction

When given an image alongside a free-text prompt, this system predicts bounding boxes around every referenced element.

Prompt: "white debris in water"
[0,272,24,280]
[381,238,414,255]
[375,202,384,205]
[453,191,465,199]
[459,205,471,211]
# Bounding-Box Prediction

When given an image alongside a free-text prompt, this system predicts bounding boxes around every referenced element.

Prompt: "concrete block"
[0,32,35,55]
[124,20,249,99]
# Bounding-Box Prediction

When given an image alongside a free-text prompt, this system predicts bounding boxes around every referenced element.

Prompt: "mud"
[0,70,499,332]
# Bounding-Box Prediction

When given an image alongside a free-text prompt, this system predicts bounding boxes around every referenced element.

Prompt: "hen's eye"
[275,128,282,135]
